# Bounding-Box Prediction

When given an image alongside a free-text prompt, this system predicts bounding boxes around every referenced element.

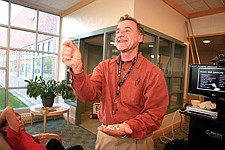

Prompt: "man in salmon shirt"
[62,14,169,150]
[0,106,83,150]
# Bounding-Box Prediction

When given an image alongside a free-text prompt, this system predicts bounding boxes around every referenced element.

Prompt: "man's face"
[115,20,143,52]
[0,115,25,132]
[16,115,25,131]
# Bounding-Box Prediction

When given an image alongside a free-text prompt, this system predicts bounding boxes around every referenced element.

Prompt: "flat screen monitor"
[188,64,225,100]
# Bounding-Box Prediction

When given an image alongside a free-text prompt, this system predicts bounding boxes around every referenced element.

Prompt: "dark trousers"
[46,139,84,150]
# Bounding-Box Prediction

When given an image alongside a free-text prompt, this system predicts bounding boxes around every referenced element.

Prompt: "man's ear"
[1,126,8,132]
[138,33,144,43]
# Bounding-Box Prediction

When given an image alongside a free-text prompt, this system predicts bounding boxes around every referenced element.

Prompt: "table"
[182,111,225,150]
[30,103,70,133]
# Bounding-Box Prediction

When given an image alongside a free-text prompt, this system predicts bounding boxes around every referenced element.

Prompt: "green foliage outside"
[0,90,27,110]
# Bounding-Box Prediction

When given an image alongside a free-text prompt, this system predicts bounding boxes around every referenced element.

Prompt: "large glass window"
[0,0,8,25]
[38,11,59,35]
[0,49,7,67]
[11,4,37,30]
[0,0,60,110]
[0,27,7,47]
[37,35,59,52]
[0,69,6,87]
[10,29,35,48]
[0,89,6,109]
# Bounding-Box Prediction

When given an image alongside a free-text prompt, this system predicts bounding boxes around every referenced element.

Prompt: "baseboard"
[21,113,63,124]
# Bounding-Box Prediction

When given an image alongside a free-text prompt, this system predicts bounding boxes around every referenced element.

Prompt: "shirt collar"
[110,51,143,69]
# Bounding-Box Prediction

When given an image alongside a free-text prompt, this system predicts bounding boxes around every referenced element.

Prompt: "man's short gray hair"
[118,14,144,35]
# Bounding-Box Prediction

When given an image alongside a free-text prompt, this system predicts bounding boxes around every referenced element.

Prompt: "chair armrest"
[0,131,12,150]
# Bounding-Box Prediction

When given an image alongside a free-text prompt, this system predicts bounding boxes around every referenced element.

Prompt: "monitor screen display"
[188,64,225,100]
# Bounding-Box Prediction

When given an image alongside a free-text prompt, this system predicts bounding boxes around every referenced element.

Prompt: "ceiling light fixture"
[203,40,211,44]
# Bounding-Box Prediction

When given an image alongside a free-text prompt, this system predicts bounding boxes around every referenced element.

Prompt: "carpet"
[25,116,189,150]
[25,118,97,150]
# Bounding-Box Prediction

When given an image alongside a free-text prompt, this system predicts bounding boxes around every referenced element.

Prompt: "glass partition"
[140,33,156,63]
[159,38,172,74]
[107,32,119,58]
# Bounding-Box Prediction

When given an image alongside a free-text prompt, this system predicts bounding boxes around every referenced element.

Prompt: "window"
[0,0,60,110]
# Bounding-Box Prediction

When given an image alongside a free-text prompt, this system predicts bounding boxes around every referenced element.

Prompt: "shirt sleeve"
[70,64,103,102]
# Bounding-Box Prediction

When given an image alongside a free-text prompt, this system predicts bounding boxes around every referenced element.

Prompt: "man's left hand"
[97,122,132,137]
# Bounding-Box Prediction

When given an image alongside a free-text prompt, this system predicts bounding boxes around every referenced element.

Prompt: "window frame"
[0,0,61,111]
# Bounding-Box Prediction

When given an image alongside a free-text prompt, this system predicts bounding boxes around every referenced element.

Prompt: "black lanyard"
[116,55,138,96]
[113,54,138,114]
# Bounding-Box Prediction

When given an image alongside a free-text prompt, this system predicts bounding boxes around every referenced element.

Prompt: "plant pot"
[42,97,55,107]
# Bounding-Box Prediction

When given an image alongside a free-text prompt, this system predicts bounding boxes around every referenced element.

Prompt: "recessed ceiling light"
[203,40,211,44]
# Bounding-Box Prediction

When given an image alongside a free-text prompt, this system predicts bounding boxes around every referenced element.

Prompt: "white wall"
[190,12,225,36]
[62,0,134,38]
[62,0,188,43]
[134,0,187,42]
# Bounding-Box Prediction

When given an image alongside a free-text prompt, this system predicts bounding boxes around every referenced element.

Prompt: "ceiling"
[164,0,225,18]
[11,0,82,15]
[11,0,225,55]
[11,0,225,17]
[175,0,225,13]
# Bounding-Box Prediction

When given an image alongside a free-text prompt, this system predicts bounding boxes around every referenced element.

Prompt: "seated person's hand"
[33,133,62,145]
[97,122,132,137]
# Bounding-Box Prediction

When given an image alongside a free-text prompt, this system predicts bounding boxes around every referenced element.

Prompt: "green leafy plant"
[24,76,74,100]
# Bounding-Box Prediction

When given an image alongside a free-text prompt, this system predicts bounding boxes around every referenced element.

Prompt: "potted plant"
[24,76,74,107]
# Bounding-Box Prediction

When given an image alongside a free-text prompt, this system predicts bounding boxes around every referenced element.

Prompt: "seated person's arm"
[0,106,19,132]
[33,133,62,145]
